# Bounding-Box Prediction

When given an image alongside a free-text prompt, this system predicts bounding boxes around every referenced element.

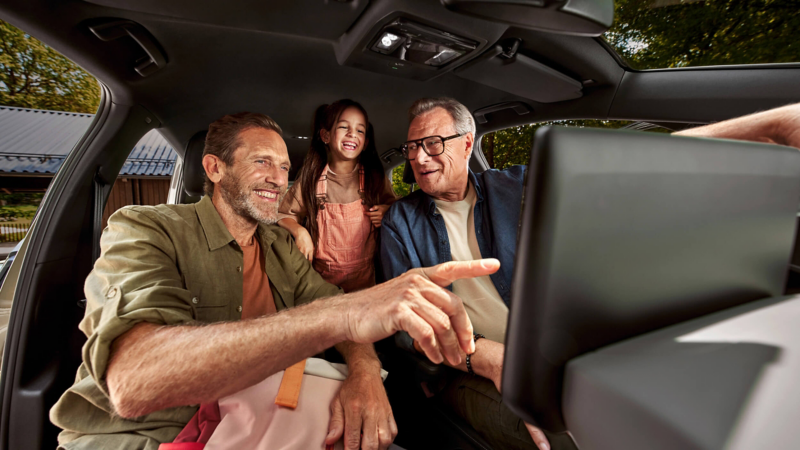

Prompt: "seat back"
[503,126,800,432]
[183,130,208,198]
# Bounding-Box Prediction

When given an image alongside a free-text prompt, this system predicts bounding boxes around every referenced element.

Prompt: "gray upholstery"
[183,130,207,198]
[503,126,800,432]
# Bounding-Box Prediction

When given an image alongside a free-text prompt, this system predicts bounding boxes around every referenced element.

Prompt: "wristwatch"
[465,333,485,376]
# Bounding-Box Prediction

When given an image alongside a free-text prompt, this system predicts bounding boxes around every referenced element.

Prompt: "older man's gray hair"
[408,97,477,140]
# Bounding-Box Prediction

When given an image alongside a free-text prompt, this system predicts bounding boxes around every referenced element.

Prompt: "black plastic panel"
[504,126,800,431]
[81,0,370,41]
[610,68,800,123]
[456,45,582,103]
[182,130,206,198]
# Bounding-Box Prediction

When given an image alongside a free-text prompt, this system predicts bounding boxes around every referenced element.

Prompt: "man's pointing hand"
[341,259,500,365]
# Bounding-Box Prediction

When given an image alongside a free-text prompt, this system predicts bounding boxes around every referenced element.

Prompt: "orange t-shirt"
[241,236,277,319]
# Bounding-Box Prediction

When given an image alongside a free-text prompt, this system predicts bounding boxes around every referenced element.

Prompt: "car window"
[102,130,178,227]
[604,0,800,70]
[480,120,670,169]
[1,18,101,245]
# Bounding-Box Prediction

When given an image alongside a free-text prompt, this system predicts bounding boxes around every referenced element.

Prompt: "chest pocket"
[185,268,235,323]
[192,298,230,323]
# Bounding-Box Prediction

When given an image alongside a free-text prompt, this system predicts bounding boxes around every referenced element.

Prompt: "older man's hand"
[342,259,499,365]
[326,369,396,450]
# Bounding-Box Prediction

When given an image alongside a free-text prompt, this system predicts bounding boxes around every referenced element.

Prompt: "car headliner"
[3,0,799,169]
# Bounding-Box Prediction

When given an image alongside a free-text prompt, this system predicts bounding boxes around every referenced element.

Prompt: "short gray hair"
[408,97,476,137]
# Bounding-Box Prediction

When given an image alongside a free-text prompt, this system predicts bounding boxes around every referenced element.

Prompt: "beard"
[218,171,286,225]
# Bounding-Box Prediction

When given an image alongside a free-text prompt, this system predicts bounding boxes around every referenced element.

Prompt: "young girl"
[278,99,396,293]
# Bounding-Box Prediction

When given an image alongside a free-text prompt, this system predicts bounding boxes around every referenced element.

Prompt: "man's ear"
[202,154,224,186]
[464,132,474,159]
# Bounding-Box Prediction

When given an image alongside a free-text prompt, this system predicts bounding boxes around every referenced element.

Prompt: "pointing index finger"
[421,259,500,288]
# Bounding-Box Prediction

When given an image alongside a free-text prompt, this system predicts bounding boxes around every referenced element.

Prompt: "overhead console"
[335,0,507,82]
[369,19,478,69]
[455,42,583,103]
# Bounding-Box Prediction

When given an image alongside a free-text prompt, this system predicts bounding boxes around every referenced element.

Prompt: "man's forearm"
[107,296,348,418]
[335,341,382,375]
[676,102,800,147]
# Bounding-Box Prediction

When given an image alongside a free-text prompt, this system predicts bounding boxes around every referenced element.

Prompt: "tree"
[481,120,637,169]
[391,163,412,197]
[606,0,800,69]
[0,19,100,113]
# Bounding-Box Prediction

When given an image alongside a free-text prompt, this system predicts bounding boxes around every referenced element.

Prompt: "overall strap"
[358,165,366,204]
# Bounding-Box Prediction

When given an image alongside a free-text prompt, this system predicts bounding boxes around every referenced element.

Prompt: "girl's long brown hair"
[294,99,386,245]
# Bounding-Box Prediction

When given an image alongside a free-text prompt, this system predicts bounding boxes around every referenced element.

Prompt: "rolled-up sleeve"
[81,207,196,393]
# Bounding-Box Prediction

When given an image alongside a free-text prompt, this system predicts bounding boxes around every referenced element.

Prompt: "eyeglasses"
[401,133,464,160]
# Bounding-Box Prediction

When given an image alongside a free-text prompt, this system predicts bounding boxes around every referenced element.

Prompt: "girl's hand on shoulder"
[295,227,315,262]
[365,204,391,227]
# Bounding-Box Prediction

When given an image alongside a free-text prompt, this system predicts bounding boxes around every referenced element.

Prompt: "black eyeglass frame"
[401,133,465,160]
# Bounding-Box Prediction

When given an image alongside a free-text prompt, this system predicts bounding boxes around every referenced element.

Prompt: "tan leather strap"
[274,359,307,409]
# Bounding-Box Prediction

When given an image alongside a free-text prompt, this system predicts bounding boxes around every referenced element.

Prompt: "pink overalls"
[312,164,375,293]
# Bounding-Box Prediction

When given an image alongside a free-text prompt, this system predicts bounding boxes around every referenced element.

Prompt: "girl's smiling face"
[321,106,368,164]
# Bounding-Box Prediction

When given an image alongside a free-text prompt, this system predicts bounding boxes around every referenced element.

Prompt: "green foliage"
[606,0,800,69]
[0,205,36,221]
[0,192,43,206]
[0,19,100,113]
[481,120,635,169]
[391,163,412,198]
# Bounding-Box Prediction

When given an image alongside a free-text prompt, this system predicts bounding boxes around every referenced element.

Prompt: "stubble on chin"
[219,176,286,225]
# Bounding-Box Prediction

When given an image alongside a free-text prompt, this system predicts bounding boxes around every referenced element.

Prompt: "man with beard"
[50,112,490,450]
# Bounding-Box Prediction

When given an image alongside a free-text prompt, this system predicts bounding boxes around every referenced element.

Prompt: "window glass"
[102,130,178,228]
[0,19,100,248]
[604,0,800,70]
[481,120,669,169]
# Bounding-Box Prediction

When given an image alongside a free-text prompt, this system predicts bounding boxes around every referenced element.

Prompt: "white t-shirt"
[433,183,509,343]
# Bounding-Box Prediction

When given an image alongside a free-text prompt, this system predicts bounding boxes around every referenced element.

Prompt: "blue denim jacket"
[380,165,526,305]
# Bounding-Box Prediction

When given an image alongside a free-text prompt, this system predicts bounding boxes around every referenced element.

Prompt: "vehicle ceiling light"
[369,19,477,68]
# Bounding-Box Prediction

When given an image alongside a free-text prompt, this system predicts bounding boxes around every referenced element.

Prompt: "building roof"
[0,106,177,177]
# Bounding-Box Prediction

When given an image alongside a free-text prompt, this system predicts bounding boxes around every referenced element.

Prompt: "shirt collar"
[195,195,236,251]
[256,223,278,249]
[195,194,283,252]
[423,169,483,215]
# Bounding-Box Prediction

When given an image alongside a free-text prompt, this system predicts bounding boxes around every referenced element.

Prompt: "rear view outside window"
[604,0,800,70]
[480,120,668,169]
[0,19,100,252]
[1,20,176,248]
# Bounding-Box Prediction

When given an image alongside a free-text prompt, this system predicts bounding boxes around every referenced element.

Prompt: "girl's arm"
[278,218,315,261]
[365,205,391,227]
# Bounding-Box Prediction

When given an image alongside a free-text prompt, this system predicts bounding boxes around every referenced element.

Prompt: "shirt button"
[237,306,243,313]
[106,287,118,298]
[236,266,242,272]
[192,297,199,305]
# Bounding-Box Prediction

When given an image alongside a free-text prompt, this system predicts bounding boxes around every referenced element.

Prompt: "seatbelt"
[93,166,111,263]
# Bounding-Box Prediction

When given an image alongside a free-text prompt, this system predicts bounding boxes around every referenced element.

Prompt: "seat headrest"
[402,162,416,185]
[183,130,208,198]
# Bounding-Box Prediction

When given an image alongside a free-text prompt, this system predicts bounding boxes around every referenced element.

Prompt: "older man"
[380,97,800,450]
[50,111,490,450]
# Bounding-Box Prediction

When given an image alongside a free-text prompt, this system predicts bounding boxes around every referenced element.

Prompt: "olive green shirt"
[50,196,342,449]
